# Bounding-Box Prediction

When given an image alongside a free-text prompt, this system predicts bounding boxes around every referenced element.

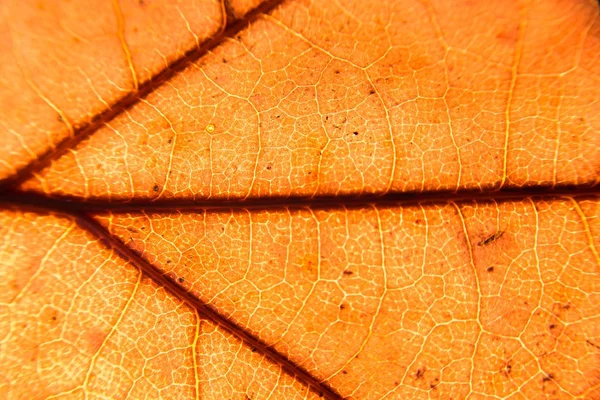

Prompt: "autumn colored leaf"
[1,0,599,399]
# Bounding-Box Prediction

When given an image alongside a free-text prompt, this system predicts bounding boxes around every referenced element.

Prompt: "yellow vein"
[451,201,483,394]
[271,207,321,347]
[7,24,74,138]
[82,266,142,393]
[422,0,462,190]
[568,197,600,268]
[192,309,202,400]
[8,220,75,305]
[328,204,388,379]
[499,7,526,189]
[112,0,139,90]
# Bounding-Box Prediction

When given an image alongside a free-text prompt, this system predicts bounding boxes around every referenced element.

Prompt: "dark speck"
[153,185,159,192]
[334,70,340,74]
[505,361,512,375]
[266,166,272,170]
[549,324,556,329]
[222,58,227,64]
[487,266,494,272]
[542,373,555,382]
[343,270,353,275]
[478,230,504,246]
[369,90,375,95]
[353,131,359,136]
[178,277,184,283]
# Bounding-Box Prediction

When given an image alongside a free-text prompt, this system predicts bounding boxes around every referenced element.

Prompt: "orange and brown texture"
[0,0,599,399]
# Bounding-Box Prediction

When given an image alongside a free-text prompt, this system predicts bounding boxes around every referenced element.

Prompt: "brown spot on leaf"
[502,359,513,377]
[478,230,504,246]
[586,339,600,350]
[542,373,554,382]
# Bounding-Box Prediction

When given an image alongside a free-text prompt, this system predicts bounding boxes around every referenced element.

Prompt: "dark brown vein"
[77,211,342,400]
[0,0,287,192]
[1,181,598,400]
[1,185,598,214]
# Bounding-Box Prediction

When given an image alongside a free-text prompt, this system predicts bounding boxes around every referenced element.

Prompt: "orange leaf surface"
[1,0,599,399]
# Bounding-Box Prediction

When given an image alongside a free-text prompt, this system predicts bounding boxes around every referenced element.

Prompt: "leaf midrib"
[1,1,598,398]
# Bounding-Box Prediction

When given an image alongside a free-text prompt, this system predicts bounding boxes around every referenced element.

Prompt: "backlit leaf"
[1,0,599,399]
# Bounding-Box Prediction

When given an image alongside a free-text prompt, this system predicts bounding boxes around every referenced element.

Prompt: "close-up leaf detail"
[0,0,599,399]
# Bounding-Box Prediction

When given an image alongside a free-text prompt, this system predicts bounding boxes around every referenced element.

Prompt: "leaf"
[1,0,599,399]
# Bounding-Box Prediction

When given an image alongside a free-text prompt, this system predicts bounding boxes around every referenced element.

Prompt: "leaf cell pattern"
[0,0,599,399]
